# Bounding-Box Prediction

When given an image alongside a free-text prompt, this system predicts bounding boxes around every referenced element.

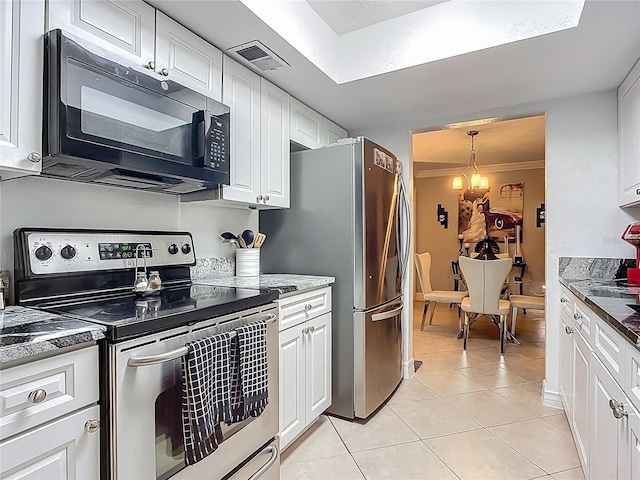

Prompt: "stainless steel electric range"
[14,228,281,480]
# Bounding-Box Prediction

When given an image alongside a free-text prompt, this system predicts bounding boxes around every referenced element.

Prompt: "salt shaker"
[148,271,162,290]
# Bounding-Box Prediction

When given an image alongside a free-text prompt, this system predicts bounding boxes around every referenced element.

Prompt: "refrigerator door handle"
[371,303,404,322]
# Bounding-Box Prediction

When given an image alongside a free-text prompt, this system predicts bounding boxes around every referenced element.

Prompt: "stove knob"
[168,244,179,255]
[60,245,76,260]
[181,244,192,254]
[35,245,53,261]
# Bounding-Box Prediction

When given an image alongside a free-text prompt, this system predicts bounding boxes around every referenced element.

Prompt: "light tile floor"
[281,302,585,480]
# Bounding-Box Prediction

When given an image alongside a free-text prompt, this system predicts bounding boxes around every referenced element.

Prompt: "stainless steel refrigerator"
[260,137,409,419]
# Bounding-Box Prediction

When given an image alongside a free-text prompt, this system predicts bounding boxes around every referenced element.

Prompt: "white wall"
[0,176,257,284]
[353,89,640,401]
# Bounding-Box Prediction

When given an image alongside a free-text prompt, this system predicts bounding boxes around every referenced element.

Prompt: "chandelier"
[452,131,489,191]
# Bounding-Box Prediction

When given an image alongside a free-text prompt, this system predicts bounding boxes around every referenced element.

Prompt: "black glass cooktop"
[41,284,278,341]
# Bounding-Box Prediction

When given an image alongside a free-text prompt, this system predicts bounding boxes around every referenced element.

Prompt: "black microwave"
[43,30,230,194]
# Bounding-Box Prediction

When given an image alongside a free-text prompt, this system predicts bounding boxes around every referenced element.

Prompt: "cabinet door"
[290,98,323,149]
[305,313,332,421]
[154,11,222,101]
[0,0,44,175]
[589,354,623,479]
[618,59,640,207]
[572,330,591,471]
[47,0,155,68]
[560,311,574,416]
[322,117,348,147]
[260,79,290,208]
[222,56,261,204]
[619,400,640,480]
[0,405,100,479]
[279,325,306,450]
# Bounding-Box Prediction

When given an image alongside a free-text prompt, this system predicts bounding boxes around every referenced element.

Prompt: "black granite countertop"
[0,306,106,367]
[559,257,640,350]
[192,273,335,296]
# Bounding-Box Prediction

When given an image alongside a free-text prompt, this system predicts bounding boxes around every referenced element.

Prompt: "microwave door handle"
[191,109,209,165]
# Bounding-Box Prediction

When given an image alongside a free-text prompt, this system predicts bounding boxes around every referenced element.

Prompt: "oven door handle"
[127,313,277,367]
[248,445,279,480]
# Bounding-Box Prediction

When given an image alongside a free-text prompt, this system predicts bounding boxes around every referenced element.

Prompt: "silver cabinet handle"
[309,325,315,333]
[565,326,575,335]
[160,68,169,76]
[304,304,312,311]
[560,298,568,304]
[302,326,308,334]
[609,399,629,419]
[128,314,276,367]
[146,60,155,70]
[85,419,100,433]
[257,195,263,203]
[573,312,583,322]
[27,152,41,163]
[371,303,403,322]
[263,195,269,202]
[636,188,640,196]
[28,389,47,404]
[248,445,278,480]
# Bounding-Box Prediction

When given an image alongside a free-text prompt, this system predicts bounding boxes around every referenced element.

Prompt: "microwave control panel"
[207,114,229,173]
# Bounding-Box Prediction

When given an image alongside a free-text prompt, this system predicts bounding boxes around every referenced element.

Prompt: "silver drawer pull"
[85,419,100,433]
[304,304,312,311]
[28,389,47,404]
[560,298,568,304]
[573,312,583,322]
[565,326,575,335]
[308,325,315,333]
[248,445,278,480]
[128,314,276,367]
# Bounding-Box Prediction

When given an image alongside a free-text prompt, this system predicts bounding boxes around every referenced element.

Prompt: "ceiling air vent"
[228,40,289,72]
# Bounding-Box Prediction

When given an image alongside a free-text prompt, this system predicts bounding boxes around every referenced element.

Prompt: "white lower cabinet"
[278,287,332,450]
[0,404,100,479]
[560,286,640,479]
[0,346,100,479]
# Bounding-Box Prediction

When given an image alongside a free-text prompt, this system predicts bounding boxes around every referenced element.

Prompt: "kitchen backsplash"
[559,257,636,280]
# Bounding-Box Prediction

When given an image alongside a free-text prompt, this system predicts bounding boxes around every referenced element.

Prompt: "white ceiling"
[412,115,546,176]
[147,0,640,135]
[307,0,450,35]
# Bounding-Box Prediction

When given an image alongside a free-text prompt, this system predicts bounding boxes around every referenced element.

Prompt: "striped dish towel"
[228,320,269,423]
[181,332,232,465]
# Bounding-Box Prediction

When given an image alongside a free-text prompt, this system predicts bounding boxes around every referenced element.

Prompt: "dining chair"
[414,253,468,330]
[458,256,513,356]
[509,295,545,337]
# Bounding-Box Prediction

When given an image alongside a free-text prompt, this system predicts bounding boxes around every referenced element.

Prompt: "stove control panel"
[25,232,195,275]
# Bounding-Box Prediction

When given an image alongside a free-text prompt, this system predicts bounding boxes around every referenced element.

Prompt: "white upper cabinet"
[618,59,640,207]
[47,0,222,100]
[290,97,348,150]
[290,98,323,150]
[154,11,222,101]
[323,117,348,147]
[222,55,261,204]
[47,0,156,68]
[0,0,45,176]
[260,79,290,208]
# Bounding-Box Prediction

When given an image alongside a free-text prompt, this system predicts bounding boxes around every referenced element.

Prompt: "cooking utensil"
[237,235,247,248]
[241,229,255,248]
[253,233,266,248]
[220,231,238,242]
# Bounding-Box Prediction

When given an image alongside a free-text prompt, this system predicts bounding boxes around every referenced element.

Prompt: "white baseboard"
[541,379,564,410]
[403,358,415,379]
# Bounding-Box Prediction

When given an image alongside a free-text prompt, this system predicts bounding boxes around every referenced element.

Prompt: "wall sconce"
[437,204,448,229]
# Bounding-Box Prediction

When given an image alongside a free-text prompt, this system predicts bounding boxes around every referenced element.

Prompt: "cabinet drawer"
[573,303,592,341]
[592,314,626,387]
[0,346,99,439]
[560,288,573,317]
[624,344,640,412]
[277,287,331,331]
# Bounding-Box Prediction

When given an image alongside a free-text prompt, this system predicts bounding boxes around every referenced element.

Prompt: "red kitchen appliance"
[622,223,640,284]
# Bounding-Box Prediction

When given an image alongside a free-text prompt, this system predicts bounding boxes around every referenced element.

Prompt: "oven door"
[45,30,230,187]
[110,305,278,480]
